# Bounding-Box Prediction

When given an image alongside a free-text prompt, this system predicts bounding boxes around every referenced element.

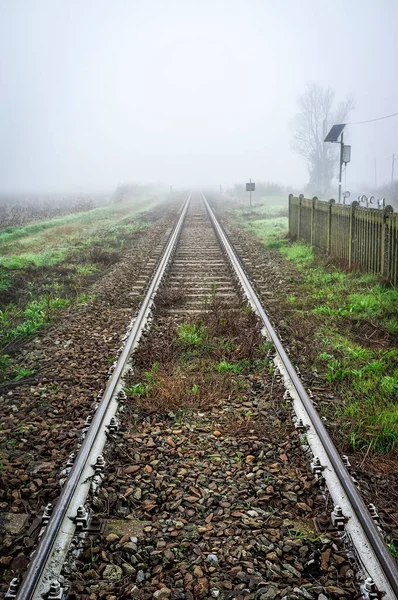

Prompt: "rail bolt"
[310,456,324,476]
[341,455,351,468]
[47,579,64,599]
[5,577,19,598]
[42,503,53,524]
[75,505,89,530]
[94,455,105,471]
[362,577,378,599]
[331,505,347,530]
[91,472,103,493]
[66,452,75,467]
[85,415,92,426]
[108,416,118,433]
[367,503,380,521]
[295,418,306,432]
[107,361,116,375]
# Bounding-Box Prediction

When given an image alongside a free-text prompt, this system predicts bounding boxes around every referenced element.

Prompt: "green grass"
[215,360,246,373]
[125,382,147,398]
[307,268,398,453]
[124,362,159,398]
[280,243,314,263]
[311,279,398,334]
[265,238,398,452]
[315,331,398,452]
[0,220,146,270]
[235,200,398,454]
[0,353,12,383]
[244,217,288,249]
[235,195,288,218]
[75,264,99,276]
[14,367,36,380]
[0,194,165,359]
[0,195,160,246]
[0,250,69,269]
[388,539,398,559]
[177,322,206,347]
[0,206,112,244]
[0,196,161,270]
[0,301,73,379]
[0,295,72,347]
[0,272,12,291]
[233,196,289,249]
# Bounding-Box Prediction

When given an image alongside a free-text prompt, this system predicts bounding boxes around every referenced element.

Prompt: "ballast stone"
[103,564,123,581]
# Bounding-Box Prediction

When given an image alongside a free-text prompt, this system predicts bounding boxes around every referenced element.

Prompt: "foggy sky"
[1,0,397,194]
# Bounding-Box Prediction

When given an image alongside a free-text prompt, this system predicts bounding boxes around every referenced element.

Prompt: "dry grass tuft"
[126,294,266,415]
[132,370,238,413]
[201,296,263,359]
[156,282,187,309]
[86,245,122,265]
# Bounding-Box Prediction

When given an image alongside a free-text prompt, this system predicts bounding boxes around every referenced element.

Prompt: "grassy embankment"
[0,195,163,383]
[235,196,398,454]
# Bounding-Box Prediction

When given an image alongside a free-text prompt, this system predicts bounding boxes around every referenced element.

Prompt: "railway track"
[4,193,398,600]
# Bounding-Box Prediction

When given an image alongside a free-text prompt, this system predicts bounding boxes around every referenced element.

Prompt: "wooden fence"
[288,194,398,285]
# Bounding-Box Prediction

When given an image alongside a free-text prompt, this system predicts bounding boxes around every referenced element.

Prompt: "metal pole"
[338,133,344,204]
[250,178,252,208]
[391,154,395,188]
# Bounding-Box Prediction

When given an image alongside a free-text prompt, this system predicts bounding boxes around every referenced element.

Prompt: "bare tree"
[291,83,354,194]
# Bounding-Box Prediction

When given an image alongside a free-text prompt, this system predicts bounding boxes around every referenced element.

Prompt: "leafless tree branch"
[291,83,354,193]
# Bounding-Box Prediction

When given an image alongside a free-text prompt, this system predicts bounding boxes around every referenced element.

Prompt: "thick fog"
[1,0,397,194]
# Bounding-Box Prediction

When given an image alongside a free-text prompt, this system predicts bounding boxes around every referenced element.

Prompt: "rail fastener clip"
[331,505,349,530]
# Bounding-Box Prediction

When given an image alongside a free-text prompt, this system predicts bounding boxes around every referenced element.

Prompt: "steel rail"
[17,194,191,600]
[202,193,398,600]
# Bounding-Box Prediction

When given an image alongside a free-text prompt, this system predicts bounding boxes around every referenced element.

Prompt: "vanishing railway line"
[4,194,398,600]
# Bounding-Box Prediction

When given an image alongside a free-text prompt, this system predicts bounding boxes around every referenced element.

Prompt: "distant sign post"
[246,179,255,207]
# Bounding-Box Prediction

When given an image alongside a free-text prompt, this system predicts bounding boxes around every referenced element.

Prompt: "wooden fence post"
[348,200,359,269]
[310,196,317,246]
[381,205,394,278]
[298,194,304,240]
[288,193,293,238]
[327,198,335,255]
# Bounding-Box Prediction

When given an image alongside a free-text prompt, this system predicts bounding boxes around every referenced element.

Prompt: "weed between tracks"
[124,295,273,414]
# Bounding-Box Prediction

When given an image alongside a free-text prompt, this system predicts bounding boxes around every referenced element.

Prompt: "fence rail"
[288,194,398,285]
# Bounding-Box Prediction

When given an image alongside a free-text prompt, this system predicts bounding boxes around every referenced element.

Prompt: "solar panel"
[324,123,346,142]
